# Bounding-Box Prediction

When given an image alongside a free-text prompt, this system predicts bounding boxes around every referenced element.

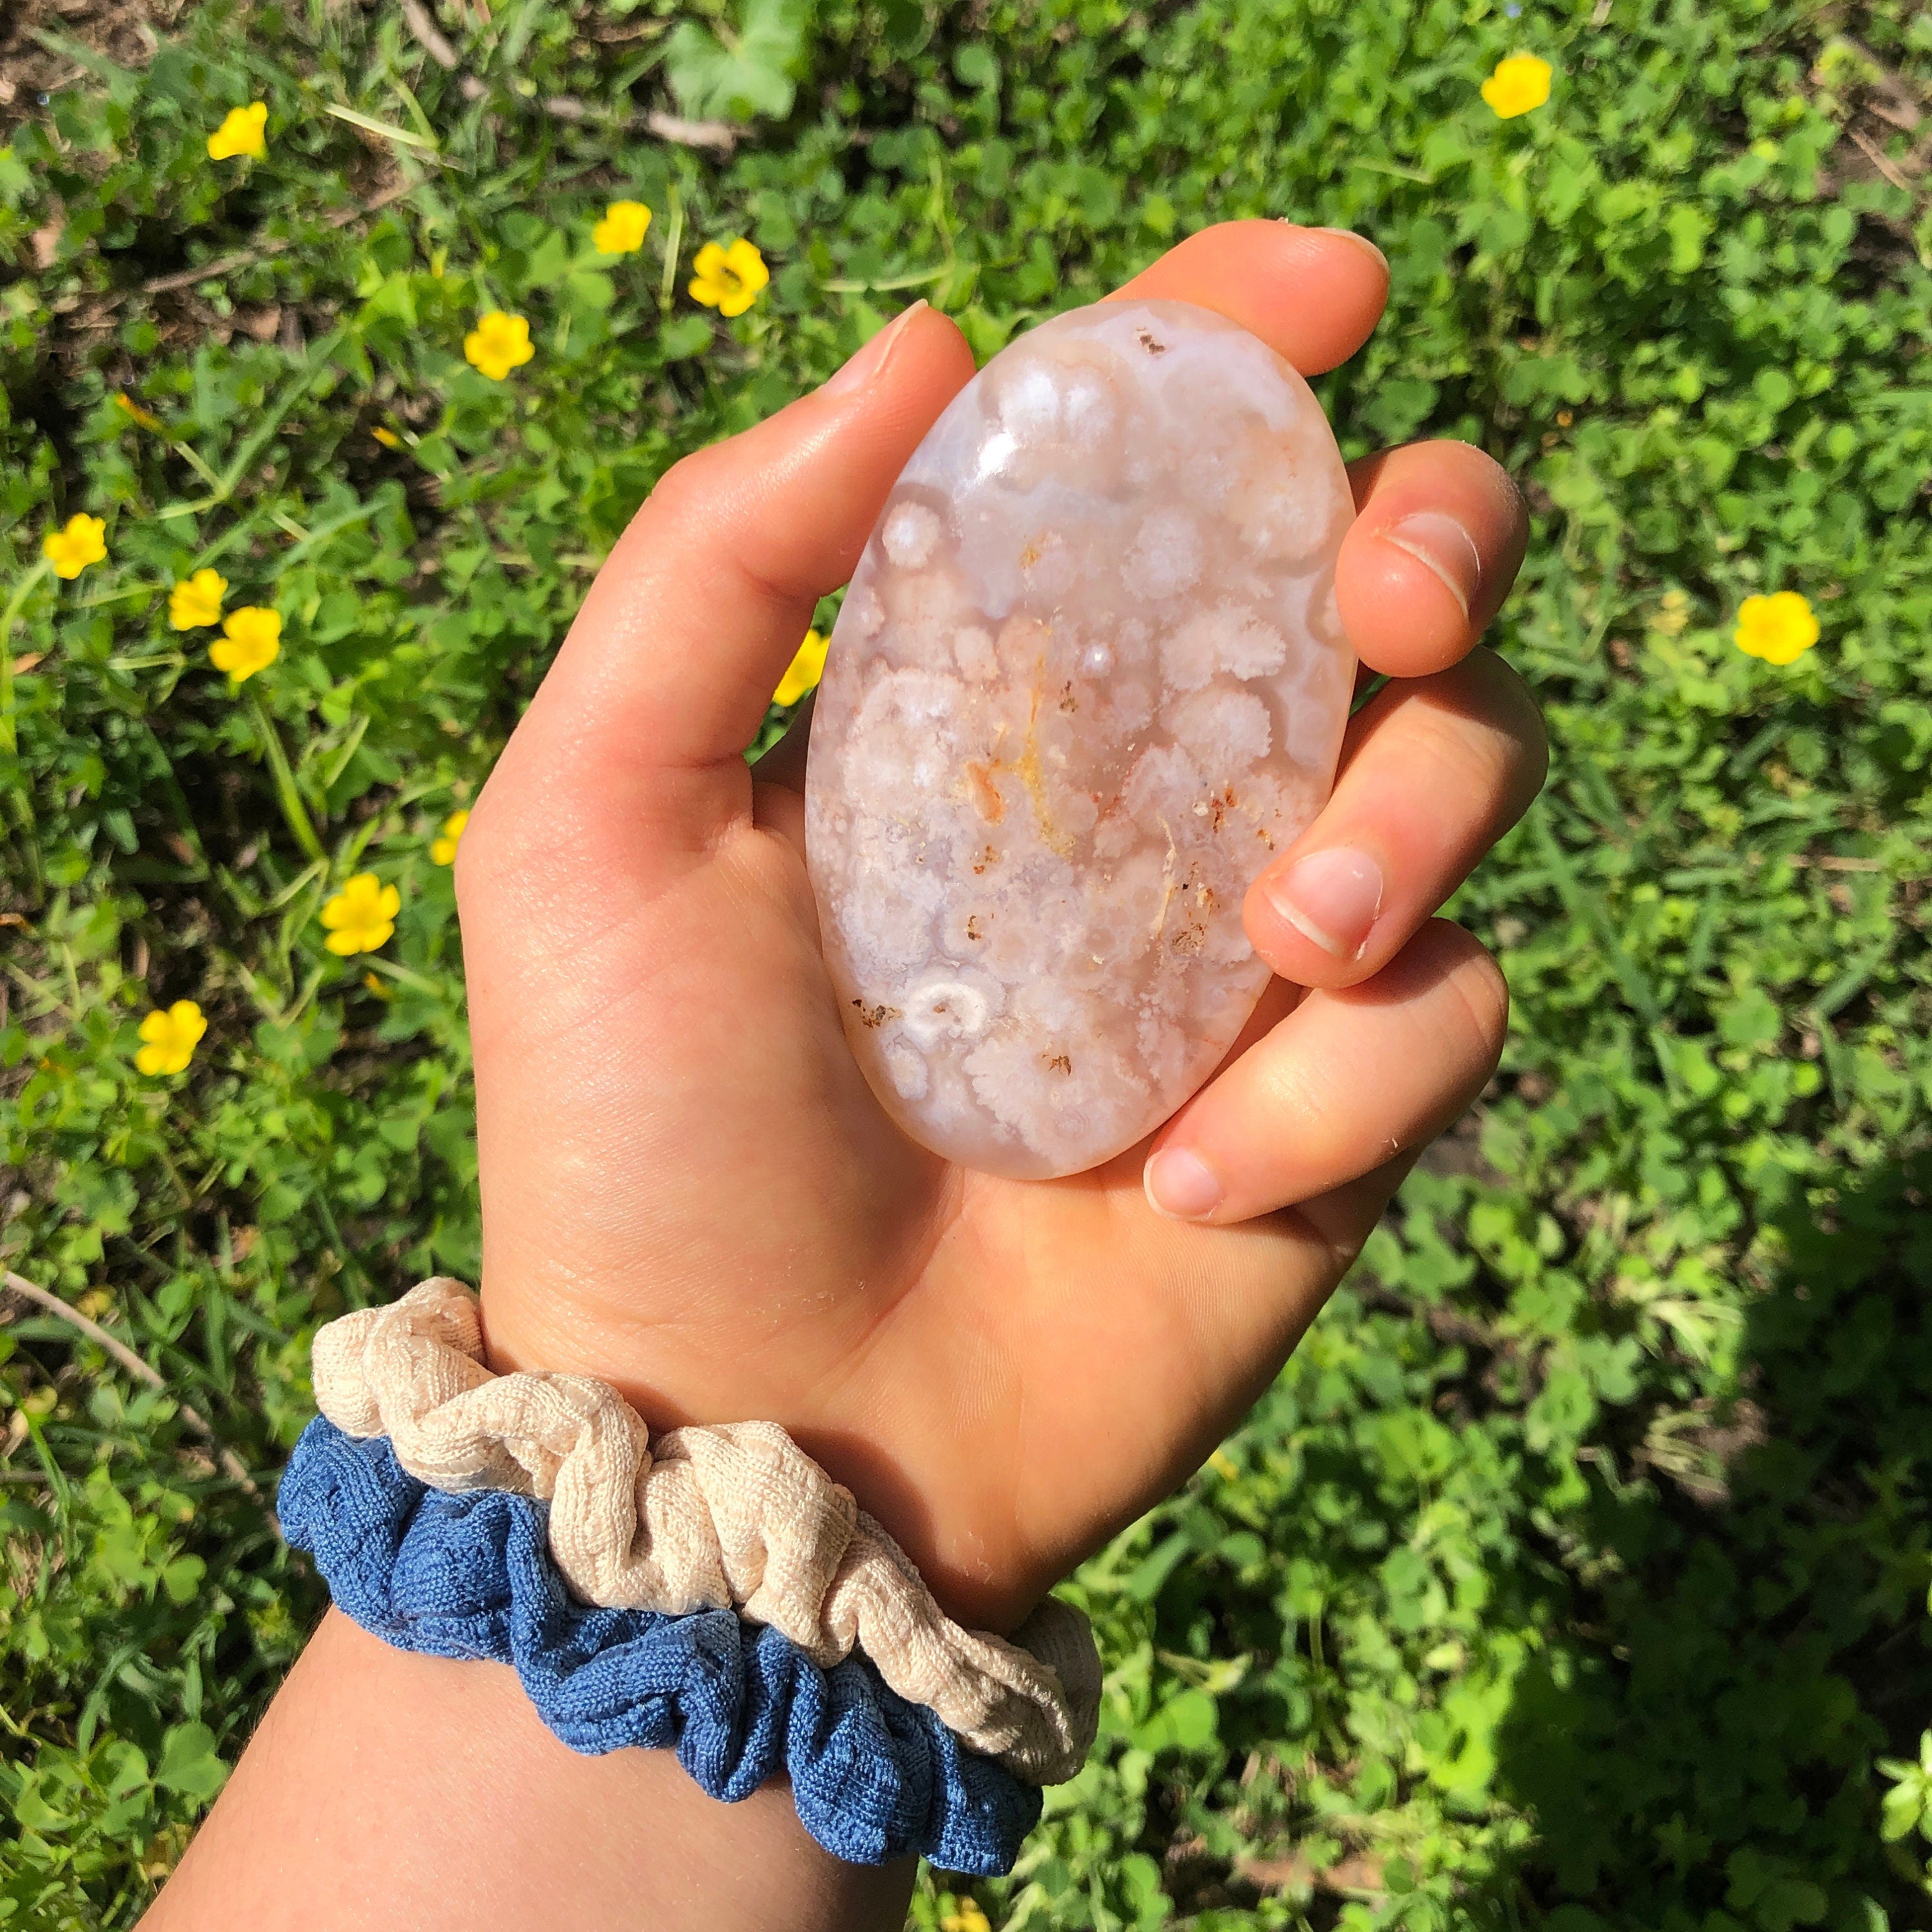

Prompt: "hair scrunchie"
[308,1279,1101,1783]
[279,1417,1043,1874]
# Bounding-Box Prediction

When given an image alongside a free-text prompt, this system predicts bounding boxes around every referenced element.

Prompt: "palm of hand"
[464,752,1356,1629]
[460,223,1539,1632]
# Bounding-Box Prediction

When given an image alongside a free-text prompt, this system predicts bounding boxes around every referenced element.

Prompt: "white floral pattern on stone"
[806,299,1356,1179]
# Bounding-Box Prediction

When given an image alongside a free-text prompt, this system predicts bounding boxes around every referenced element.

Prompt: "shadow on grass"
[1482,1155,1932,1931]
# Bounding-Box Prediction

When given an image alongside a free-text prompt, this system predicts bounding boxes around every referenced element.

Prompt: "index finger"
[1109,219,1392,374]
[527,222,1396,824]
[755,223,1393,797]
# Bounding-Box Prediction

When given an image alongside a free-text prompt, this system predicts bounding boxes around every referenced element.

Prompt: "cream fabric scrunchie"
[308,1279,1101,1784]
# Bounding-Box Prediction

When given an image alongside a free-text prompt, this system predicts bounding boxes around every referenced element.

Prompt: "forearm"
[143,1609,914,1932]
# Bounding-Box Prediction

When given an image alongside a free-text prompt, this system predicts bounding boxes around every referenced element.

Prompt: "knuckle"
[1409,650,1549,802]
[1471,653,1551,804]
[1436,437,1522,506]
[1476,647,1549,749]
[453,797,599,947]
[450,789,509,916]
[451,762,562,916]
[649,444,728,525]
[1434,925,1511,1059]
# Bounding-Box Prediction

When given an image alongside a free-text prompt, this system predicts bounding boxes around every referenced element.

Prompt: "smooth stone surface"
[805,298,1357,1179]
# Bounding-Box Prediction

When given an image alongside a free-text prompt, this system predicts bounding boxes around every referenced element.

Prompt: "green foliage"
[1878,1730,1932,1906]
[3,0,1930,1926]
[667,0,816,122]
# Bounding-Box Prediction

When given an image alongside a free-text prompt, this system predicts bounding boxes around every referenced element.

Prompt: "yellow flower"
[938,1905,992,1932]
[688,238,770,318]
[372,425,402,449]
[321,873,401,956]
[773,628,828,706]
[1734,591,1820,667]
[207,101,269,161]
[43,514,106,580]
[464,312,535,381]
[1481,53,1553,119]
[430,809,469,866]
[135,999,208,1077]
[210,606,281,682]
[169,568,228,632]
[593,199,653,256]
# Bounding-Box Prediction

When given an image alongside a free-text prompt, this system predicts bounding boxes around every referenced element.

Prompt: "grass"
[3,0,1931,1926]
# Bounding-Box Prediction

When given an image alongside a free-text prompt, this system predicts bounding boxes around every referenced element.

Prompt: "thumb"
[471,300,975,865]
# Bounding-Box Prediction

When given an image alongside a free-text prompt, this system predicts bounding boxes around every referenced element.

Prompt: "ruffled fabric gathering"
[286,1280,1108,1871]
[279,1417,1042,1874]
[311,1278,1101,1783]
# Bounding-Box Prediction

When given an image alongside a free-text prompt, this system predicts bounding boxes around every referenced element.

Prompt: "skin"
[144,220,1544,1932]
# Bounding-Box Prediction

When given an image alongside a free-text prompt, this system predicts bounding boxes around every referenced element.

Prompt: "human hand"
[456,221,1542,1633]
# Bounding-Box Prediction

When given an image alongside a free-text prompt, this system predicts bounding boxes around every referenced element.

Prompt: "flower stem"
[247,692,327,864]
[0,558,53,757]
[658,182,684,314]
[360,954,442,998]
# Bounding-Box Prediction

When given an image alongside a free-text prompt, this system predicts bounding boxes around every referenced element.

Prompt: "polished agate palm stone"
[804,298,1357,1179]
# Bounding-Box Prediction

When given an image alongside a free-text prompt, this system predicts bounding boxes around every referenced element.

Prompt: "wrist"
[477,1271,1051,1636]
[293,1300,1094,1862]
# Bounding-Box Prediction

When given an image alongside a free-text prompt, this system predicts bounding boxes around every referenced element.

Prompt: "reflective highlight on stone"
[805,299,1357,1179]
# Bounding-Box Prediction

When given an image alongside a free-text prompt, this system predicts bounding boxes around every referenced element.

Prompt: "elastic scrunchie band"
[279,1418,1039,1873]
[310,1280,1101,1784]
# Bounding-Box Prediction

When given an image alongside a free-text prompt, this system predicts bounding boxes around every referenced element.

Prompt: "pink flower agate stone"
[804,298,1357,1179]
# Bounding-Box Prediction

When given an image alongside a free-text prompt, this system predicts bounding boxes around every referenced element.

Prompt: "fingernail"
[1265,847,1384,960]
[1312,225,1388,271]
[823,301,927,397]
[1145,1146,1223,1222]
[1381,511,1482,618]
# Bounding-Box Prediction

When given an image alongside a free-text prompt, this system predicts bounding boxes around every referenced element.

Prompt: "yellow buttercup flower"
[773,628,828,707]
[938,1904,992,1932]
[1734,591,1819,667]
[207,101,269,161]
[210,606,281,682]
[321,873,401,956]
[135,999,208,1077]
[593,199,653,256]
[1481,53,1552,119]
[169,568,228,631]
[43,515,106,580]
[464,312,535,381]
[688,238,770,318]
[430,809,469,866]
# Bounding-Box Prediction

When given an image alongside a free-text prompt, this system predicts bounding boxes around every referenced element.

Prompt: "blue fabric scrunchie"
[278,1417,1039,1874]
